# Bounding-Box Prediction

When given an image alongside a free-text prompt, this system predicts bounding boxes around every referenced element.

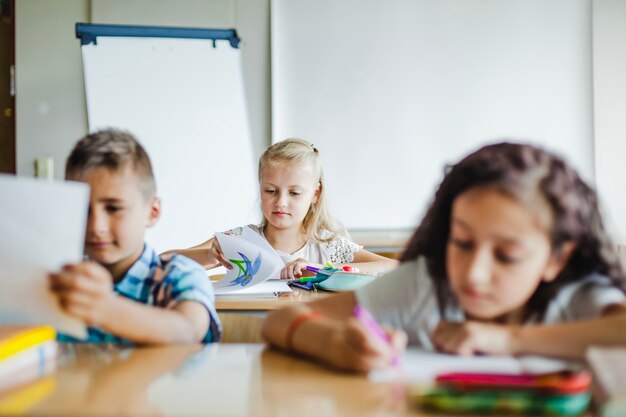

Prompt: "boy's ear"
[542,241,577,283]
[146,197,161,228]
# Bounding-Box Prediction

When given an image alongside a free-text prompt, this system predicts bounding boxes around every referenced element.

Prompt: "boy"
[49,128,221,344]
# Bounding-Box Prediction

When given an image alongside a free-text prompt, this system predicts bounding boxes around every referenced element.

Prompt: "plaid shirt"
[57,244,222,344]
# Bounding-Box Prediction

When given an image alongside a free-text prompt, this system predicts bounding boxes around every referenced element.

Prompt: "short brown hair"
[65,128,156,199]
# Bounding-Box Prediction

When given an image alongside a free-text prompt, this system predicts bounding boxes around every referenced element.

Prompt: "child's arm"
[432,303,626,358]
[280,250,399,279]
[50,261,212,344]
[161,237,230,270]
[343,249,399,274]
[261,291,407,371]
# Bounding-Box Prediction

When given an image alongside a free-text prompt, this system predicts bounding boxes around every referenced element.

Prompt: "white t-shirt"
[355,258,626,349]
[224,224,362,265]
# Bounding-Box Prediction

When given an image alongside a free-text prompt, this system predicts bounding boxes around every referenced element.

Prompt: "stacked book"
[0,325,58,393]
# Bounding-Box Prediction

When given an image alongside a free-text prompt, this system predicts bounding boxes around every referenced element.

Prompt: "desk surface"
[0,344,597,417]
[1,343,421,417]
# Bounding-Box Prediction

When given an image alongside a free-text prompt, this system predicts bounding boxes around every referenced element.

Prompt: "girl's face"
[446,187,566,323]
[260,161,319,233]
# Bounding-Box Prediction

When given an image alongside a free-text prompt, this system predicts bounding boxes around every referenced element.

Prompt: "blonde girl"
[166,139,397,278]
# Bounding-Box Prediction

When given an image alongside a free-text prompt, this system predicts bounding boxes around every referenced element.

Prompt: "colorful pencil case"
[436,369,592,394]
[414,387,591,416]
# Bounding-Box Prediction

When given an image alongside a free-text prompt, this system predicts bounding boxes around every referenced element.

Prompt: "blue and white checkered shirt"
[58,244,222,344]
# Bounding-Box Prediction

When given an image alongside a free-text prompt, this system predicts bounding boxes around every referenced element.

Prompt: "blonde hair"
[258,138,346,242]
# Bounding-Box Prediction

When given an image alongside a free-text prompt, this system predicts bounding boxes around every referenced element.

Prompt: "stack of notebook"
[0,325,58,393]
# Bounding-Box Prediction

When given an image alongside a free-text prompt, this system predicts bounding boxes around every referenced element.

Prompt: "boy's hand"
[281,259,321,279]
[327,318,407,371]
[432,320,519,356]
[49,261,117,327]
[208,239,232,270]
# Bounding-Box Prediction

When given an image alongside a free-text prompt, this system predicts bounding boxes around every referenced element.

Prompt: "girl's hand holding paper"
[212,226,285,294]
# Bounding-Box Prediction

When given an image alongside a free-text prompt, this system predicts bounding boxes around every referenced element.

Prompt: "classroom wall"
[273,0,594,231]
[15,0,270,179]
[14,0,626,242]
[15,0,89,178]
[593,0,626,243]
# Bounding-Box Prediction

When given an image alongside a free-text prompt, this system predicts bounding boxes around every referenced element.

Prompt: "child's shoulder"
[156,251,208,283]
[319,231,363,264]
[546,272,626,321]
[223,224,262,236]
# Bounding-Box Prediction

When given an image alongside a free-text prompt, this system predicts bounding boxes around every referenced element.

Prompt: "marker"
[305,265,335,276]
[291,275,329,283]
[353,305,399,366]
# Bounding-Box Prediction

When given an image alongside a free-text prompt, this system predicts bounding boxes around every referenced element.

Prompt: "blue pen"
[353,305,399,366]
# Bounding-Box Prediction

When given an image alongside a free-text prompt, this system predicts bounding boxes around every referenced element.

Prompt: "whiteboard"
[81,36,259,252]
[272,0,593,230]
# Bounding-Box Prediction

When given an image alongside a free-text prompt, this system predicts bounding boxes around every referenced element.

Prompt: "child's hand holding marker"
[353,305,402,366]
[326,305,407,371]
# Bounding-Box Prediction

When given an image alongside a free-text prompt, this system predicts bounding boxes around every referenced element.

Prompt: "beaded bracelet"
[285,310,324,350]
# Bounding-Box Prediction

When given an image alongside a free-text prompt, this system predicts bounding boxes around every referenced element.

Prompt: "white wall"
[15,0,89,178]
[273,0,594,231]
[15,0,626,240]
[593,0,626,242]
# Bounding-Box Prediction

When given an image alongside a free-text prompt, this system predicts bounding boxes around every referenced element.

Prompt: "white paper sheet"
[369,348,576,384]
[0,174,88,338]
[215,280,292,299]
[213,226,284,294]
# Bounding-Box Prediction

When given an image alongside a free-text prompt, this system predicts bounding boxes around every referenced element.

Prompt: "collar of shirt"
[114,243,162,302]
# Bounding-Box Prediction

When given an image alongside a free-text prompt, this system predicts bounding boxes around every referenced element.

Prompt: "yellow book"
[0,326,56,361]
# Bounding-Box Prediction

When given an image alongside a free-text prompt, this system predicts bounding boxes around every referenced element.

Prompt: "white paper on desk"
[0,174,88,338]
[369,348,575,384]
[215,280,292,298]
[213,226,284,294]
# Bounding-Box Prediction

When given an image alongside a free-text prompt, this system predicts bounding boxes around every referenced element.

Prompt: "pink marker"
[353,305,399,366]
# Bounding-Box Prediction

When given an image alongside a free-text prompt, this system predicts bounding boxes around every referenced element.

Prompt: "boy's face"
[70,166,160,280]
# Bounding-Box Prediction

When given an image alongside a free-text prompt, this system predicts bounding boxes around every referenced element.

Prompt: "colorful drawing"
[227,252,262,287]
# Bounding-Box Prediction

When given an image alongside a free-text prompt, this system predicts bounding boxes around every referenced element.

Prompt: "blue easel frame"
[75,23,240,48]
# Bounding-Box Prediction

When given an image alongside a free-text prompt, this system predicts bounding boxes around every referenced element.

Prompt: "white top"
[224,224,362,265]
[356,258,626,349]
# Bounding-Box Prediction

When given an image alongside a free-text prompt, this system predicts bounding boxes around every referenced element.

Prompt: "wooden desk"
[1,344,413,417]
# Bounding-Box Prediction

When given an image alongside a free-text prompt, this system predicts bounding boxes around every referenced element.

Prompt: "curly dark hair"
[401,142,626,321]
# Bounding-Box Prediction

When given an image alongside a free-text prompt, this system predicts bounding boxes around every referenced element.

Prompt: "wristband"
[285,310,323,350]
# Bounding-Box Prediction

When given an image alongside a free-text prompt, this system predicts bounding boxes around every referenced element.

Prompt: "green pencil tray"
[317,272,375,292]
